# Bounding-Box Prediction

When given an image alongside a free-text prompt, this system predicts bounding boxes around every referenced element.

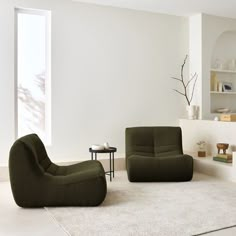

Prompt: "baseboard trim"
[0,166,9,182]
[0,158,126,182]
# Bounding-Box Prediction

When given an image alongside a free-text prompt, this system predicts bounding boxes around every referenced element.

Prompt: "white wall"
[0,1,15,166]
[189,14,202,116]
[0,0,188,165]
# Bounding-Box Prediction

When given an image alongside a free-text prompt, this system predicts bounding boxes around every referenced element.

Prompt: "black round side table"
[89,147,117,181]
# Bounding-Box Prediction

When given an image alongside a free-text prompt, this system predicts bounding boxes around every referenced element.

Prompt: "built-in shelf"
[211,68,236,74]
[210,68,236,114]
[192,155,236,181]
[180,119,236,181]
[193,156,233,167]
[210,91,236,95]
[210,113,227,115]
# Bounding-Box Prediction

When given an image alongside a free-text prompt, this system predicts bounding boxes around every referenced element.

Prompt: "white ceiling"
[72,0,236,19]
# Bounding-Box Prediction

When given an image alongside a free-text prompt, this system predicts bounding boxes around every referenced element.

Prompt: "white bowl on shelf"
[91,144,105,151]
[215,108,230,113]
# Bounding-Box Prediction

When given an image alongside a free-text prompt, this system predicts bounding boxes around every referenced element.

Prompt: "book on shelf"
[215,153,232,159]
[213,156,232,163]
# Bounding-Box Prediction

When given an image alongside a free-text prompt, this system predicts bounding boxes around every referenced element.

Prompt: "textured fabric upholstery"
[9,134,107,207]
[126,127,193,182]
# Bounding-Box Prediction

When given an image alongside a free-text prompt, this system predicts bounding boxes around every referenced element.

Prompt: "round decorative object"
[216,143,229,154]
[91,144,104,151]
[104,142,110,149]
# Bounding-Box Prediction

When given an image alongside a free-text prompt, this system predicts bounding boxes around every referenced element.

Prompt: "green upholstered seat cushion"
[127,154,193,182]
[46,160,104,176]
[46,161,106,184]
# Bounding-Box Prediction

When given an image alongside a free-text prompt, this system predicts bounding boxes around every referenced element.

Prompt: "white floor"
[1,172,236,236]
[0,181,67,236]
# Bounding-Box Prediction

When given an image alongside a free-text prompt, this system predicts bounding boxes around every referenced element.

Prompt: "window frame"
[15,7,51,145]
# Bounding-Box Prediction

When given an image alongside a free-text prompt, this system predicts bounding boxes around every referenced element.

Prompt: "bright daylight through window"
[16,8,51,144]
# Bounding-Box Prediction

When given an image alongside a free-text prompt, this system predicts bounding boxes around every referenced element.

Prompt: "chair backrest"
[9,134,52,179]
[153,127,183,157]
[126,127,154,157]
[125,126,183,158]
[9,134,52,204]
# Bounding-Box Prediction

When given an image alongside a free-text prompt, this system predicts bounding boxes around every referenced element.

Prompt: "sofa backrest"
[125,126,183,158]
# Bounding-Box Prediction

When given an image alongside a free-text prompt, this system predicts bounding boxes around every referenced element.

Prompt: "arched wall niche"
[211,31,236,70]
[209,30,236,115]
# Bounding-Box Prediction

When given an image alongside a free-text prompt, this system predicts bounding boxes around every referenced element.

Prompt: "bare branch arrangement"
[171,55,198,106]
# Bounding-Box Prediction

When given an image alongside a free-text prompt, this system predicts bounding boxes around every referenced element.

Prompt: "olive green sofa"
[126,127,193,182]
[9,134,107,207]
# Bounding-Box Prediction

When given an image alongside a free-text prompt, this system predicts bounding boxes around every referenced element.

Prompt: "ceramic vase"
[186,105,199,120]
[104,142,110,149]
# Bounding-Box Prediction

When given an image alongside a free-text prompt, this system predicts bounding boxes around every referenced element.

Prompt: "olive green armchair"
[126,127,193,182]
[9,134,107,207]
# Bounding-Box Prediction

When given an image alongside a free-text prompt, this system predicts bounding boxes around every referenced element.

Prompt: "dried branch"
[189,74,198,104]
[171,77,182,82]
[181,55,188,84]
[171,55,198,106]
[186,72,197,88]
[173,89,185,96]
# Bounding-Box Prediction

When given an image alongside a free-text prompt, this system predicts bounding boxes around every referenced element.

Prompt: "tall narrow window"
[16,8,51,144]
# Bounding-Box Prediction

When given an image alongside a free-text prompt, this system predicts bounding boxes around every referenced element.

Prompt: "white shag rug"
[46,171,236,236]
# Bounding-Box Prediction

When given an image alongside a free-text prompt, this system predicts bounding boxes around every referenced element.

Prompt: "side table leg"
[109,152,112,181]
[112,152,115,177]
[91,152,93,160]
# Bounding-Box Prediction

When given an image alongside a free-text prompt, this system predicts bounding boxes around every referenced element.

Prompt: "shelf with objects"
[184,151,236,182]
[210,32,236,116]
[210,91,236,95]
[191,151,236,181]
[210,69,236,114]
[179,118,236,181]
[210,68,236,74]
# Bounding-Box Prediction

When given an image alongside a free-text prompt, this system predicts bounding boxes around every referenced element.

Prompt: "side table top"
[89,147,117,153]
